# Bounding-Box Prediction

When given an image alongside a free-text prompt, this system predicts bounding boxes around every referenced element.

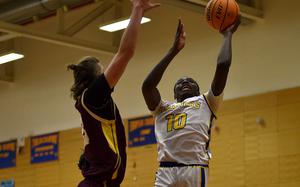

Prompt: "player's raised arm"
[104,0,160,88]
[210,17,241,95]
[142,19,186,110]
[206,17,240,112]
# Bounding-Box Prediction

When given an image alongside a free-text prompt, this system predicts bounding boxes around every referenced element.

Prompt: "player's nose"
[182,79,191,85]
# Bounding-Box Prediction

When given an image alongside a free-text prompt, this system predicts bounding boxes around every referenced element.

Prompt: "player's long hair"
[67,56,103,100]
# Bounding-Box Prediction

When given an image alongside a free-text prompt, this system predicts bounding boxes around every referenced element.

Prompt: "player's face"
[174,76,200,102]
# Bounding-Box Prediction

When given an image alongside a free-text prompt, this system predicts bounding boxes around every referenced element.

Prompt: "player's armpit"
[204,89,223,115]
[151,100,168,116]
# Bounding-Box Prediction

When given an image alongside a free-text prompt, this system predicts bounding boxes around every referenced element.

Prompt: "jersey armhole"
[203,94,217,119]
[151,100,165,116]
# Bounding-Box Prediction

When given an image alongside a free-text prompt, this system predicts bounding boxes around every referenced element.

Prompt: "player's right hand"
[221,15,241,35]
[131,0,160,12]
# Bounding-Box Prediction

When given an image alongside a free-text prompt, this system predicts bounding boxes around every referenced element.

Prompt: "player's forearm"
[211,33,233,96]
[142,49,177,110]
[217,32,232,67]
[104,5,144,88]
[143,49,177,89]
[117,5,144,57]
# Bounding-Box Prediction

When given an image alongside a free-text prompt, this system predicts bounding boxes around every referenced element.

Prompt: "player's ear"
[173,86,177,100]
[174,87,180,101]
[195,83,200,95]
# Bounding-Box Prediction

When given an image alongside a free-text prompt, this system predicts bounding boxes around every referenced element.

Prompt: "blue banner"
[128,115,156,147]
[1,179,14,187]
[0,140,16,169]
[30,132,59,164]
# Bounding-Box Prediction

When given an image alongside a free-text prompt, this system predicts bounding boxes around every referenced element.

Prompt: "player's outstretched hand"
[131,0,160,12]
[171,19,186,54]
[221,15,241,35]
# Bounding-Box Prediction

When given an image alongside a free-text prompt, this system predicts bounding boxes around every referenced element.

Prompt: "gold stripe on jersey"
[101,122,121,179]
[81,90,115,124]
[199,167,202,187]
[100,122,119,155]
[81,89,121,179]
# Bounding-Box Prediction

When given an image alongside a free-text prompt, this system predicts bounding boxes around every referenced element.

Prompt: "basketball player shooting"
[142,17,240,187]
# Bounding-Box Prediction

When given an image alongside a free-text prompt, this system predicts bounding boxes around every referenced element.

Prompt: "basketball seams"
[205,0,214,25]
[206,0,239,31]
[219,0,229,31]
[211,0,219,29]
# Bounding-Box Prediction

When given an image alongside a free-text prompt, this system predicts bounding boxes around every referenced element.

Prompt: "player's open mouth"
[182,85,191,91]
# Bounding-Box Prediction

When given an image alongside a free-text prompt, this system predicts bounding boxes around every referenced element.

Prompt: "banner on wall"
[1,179,14,187]
[30,132,59,164]
[0,140,16,169]
[128,115,156,147]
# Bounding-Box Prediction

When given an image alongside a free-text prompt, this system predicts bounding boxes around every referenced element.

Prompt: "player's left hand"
[171,19,186,53]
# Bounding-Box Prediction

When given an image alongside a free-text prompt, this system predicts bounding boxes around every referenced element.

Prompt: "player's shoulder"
[202,89,223,116]
[151,99,173,116]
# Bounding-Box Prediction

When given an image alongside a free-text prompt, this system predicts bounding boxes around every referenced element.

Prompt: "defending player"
[142,18,240,187]
[68,1,159,186]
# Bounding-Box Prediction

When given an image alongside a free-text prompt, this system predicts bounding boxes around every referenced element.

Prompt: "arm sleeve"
[84,74,114,108]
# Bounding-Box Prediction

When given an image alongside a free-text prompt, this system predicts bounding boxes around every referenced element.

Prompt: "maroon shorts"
[78,179,120,187]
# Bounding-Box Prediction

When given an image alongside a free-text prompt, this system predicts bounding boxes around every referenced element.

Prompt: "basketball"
[205,0,240,31]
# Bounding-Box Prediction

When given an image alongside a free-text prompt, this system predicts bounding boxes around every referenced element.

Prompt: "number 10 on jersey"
[166,113,187,132]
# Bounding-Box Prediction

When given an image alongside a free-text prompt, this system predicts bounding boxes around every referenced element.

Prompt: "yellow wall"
[1,87,300,187]
[209,87,300,187]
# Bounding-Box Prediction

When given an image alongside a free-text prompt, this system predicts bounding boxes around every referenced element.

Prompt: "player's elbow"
[142,80,150,93]
[142,79,154,95]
